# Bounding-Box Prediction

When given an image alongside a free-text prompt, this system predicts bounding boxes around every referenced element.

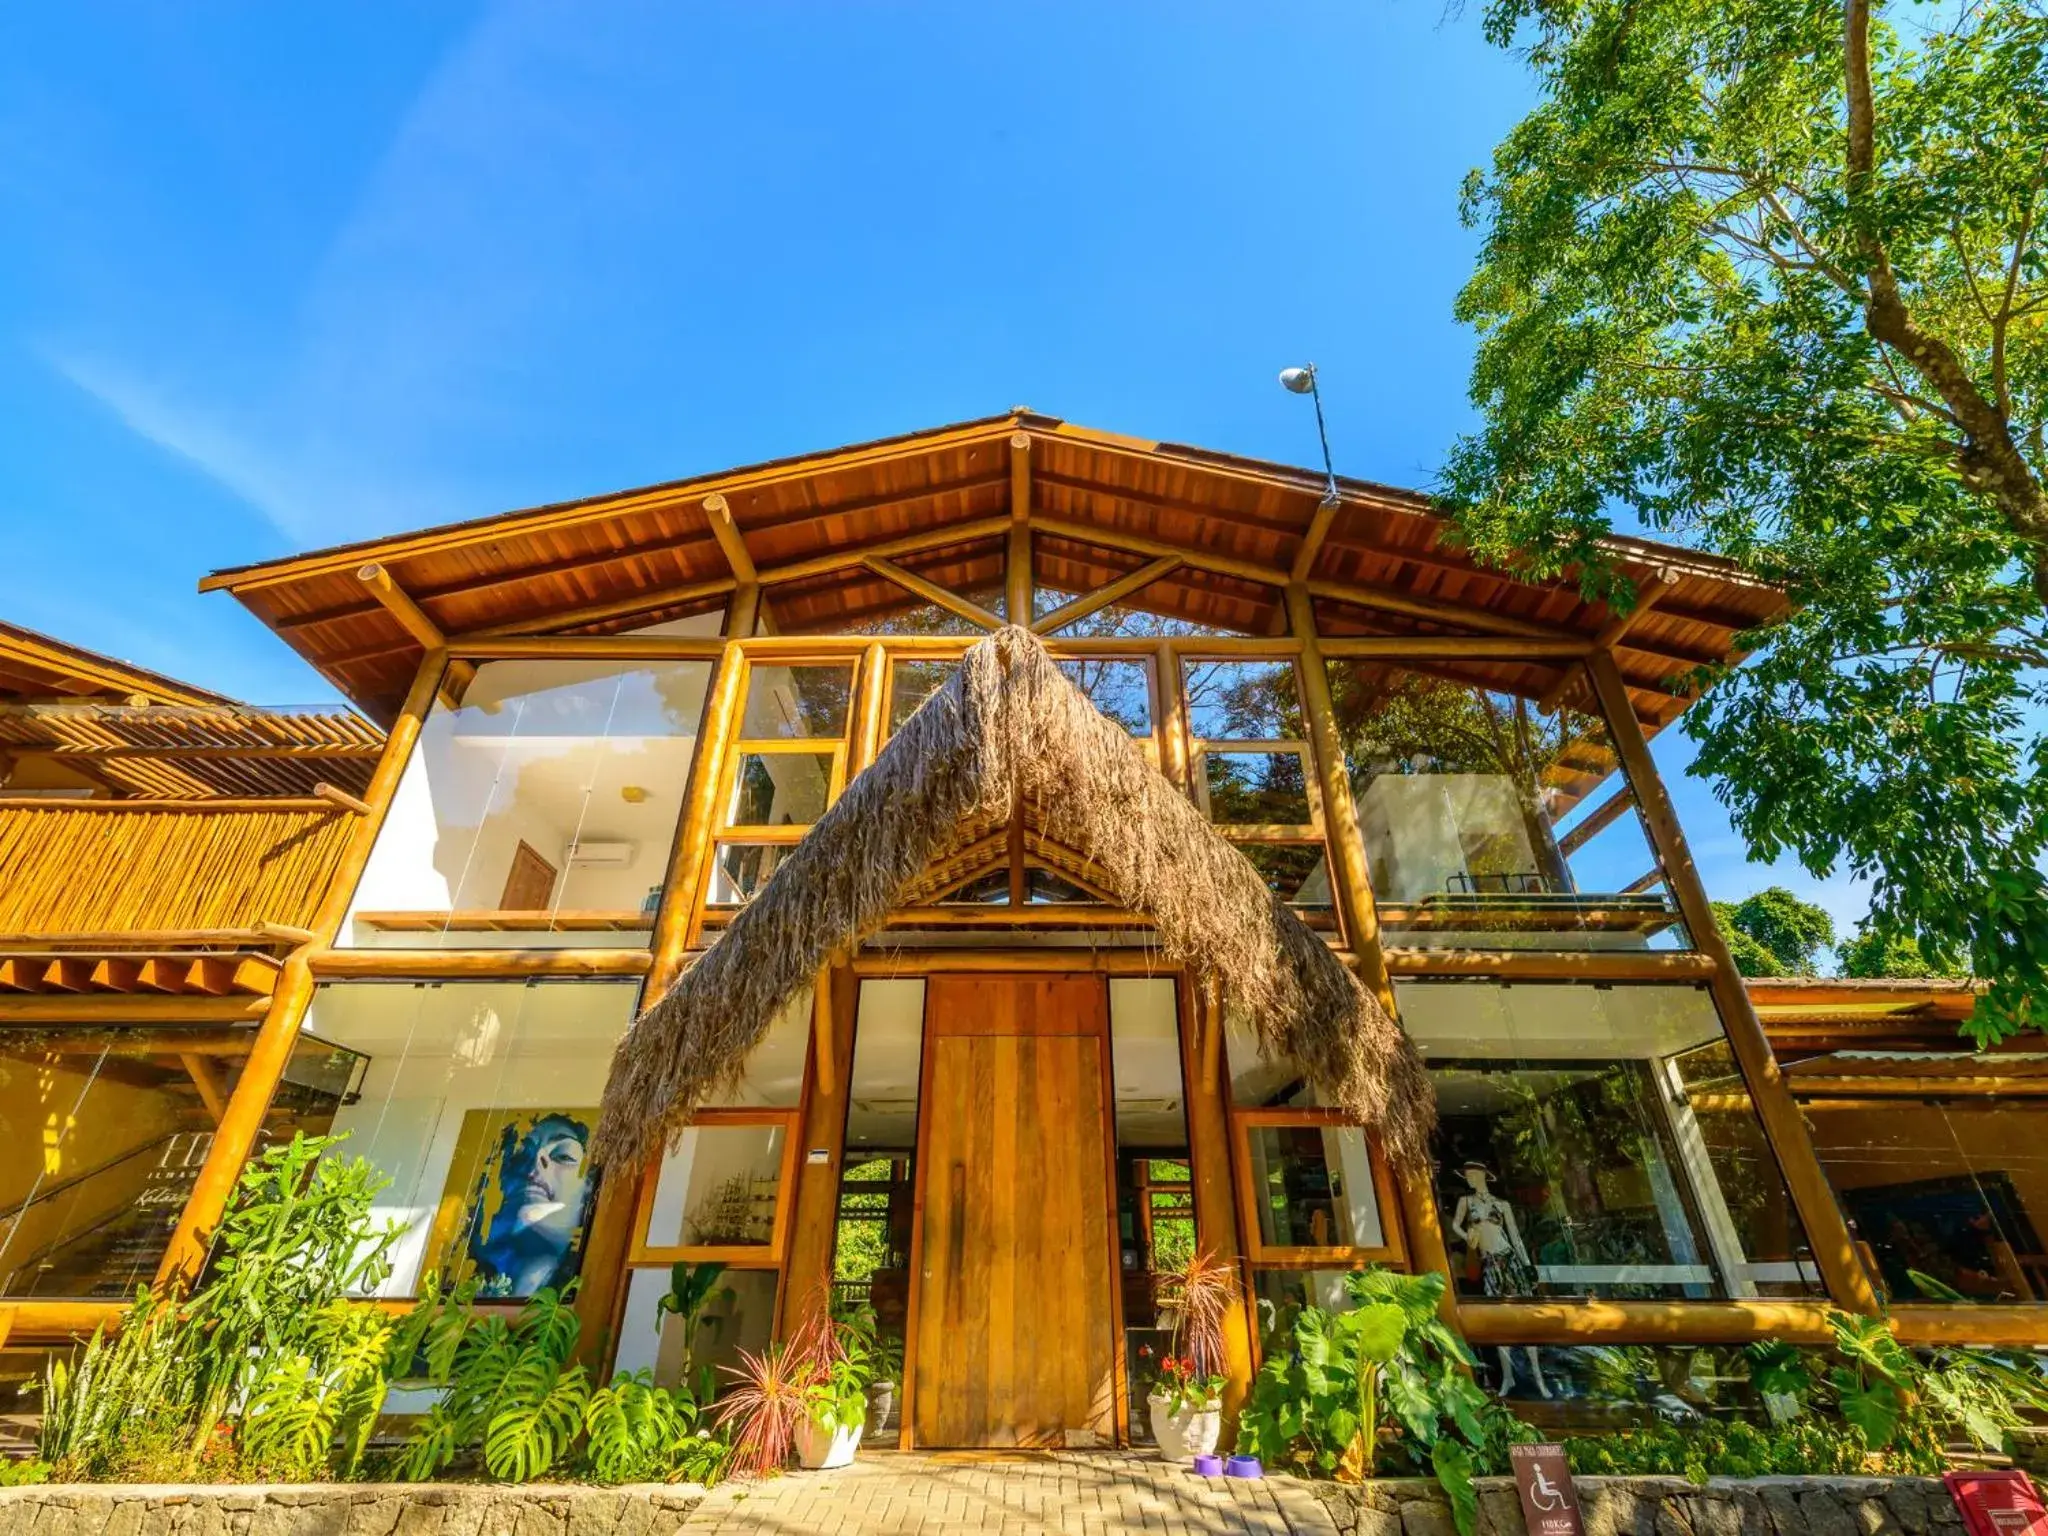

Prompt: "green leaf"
[1838,1380,1903,1450]
[1337,1302,1409,1366]
[1432,1439,1479,1536]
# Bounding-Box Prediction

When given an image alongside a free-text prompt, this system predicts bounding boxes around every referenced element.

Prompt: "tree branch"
[1843,0,2048,603]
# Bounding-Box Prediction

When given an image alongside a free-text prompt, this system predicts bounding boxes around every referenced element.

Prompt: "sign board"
[1511,1443,1583,1536]
[1946,1471,2048,1536]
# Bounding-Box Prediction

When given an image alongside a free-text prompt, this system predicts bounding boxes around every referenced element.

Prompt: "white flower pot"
[1146,1391,1223,1461]
[796,1414,865,1470]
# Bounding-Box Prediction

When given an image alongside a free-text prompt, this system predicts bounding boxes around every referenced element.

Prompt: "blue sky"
[0,2,1870,937]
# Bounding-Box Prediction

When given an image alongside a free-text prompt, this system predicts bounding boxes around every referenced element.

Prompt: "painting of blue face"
[433,1107,601,1299]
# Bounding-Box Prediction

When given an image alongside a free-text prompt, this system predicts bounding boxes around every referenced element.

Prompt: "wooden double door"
[909,974,1121,1448]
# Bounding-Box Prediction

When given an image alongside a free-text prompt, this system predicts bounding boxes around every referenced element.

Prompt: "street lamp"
[1278,363,1342,508]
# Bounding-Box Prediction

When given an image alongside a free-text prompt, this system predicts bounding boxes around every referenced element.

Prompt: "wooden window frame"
[1229,1107,1406,1270]
[626,1105,804,1269]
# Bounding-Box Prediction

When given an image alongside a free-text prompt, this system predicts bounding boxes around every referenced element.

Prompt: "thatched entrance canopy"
[593,626,1433,1171]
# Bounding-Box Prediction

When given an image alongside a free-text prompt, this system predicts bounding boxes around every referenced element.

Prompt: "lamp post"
[1278,364,1342,508]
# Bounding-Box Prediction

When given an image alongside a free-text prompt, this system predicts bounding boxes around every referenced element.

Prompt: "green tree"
[1448,0,2046,1040]
[1712,887,1838,975]
[1838,919,1966,978]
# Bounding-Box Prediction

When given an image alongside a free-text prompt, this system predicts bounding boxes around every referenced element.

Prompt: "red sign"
[1511,1443,1583,1536]
[1946,1472,2048,1536]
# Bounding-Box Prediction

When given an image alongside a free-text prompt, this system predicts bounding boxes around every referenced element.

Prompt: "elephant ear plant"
[1237,1267,1525,1536]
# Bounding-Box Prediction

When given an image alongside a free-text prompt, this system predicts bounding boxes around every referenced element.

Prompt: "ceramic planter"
[1146,1391,1223,1461]
[795,1414,865,1469]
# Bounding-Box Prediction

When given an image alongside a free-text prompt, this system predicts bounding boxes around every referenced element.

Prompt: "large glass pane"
[1796,1066,2048,1304]
[1109,979,1191,1442]
[707,841,796,905]
[0,1026,351,1300]
[740,664,853,739]
[1236,843,1333,911]
[303,980,637,1298]
[642,1124,787,1249]
[1398,980,1820,1300]
[616,1265,778,1393]
[341,658,712,949]
[1326,659,1688,952]
[830,979,925,1389]
[1244,1124,1383,1251]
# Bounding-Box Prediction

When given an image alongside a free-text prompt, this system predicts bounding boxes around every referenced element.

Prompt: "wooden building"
[0,412,2030,1444]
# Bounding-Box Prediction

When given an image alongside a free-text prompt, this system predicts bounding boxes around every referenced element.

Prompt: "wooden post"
[1006,521,1031,629]
[154,650,449,1289]
[1286,584,1463,1323]
[778,961,857,1334]
[849,643,889,778]
[647,643,747,991]
[1179,983,1255,1432]
[1584,650,1881,1315]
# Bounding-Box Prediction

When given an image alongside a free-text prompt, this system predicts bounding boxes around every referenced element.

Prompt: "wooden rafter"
[1030,556,1182,636]
[859,557,1004,630]
[702,493,758,584]
[1291,500,1343,583]
[1538,574,1678,712]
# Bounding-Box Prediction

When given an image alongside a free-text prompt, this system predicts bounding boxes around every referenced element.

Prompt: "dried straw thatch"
[593,626,1433,1170]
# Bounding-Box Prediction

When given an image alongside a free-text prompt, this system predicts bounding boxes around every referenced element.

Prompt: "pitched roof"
[201,410,1788,724]
[0,619,232,707]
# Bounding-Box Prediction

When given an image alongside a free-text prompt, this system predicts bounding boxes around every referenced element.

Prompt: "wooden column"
[778,961,857,1334]
[1179,983,1255,1432]
[1285,584,1462,1322]
[647,643,747,991]
[849,642,889,778]
[1006,522,1031,629]
[154,650,449,1289]
[1584,651,1880,1315]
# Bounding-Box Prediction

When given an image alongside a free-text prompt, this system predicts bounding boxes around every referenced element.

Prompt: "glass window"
[727,752,834,827]
[341,657,713,949]
[830,979,925,1372]
[300,980,638,1298]
[615,1265,779,1392]
[1251,1269,1357,1352]
[1398,980,1820,1301]
[1243,1123,1385,1253]
[1795,1063,2048,1304]
[1057,659,1152,736]
[640,1121,790,1250]
[1326,659,1688,952]
[707,841,797,906]
[1182,660,1303,742]
[740,664,853,739]
[1199,750,1313,827]
[1238,844,1333,910]
[0,1026,352,1300]
[888,659,958,733]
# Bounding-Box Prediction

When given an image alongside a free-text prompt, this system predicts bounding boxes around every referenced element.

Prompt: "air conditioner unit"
[564,839,635,868]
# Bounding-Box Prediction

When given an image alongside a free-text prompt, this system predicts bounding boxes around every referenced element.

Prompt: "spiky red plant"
[1154,1247,1241,1380]
[715,1341,811,1478]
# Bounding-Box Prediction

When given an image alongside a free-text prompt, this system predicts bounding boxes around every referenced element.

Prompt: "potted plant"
[1146,1248,1239,1461]
[791,1296,874,1470]
[1148,1353,1228,1459]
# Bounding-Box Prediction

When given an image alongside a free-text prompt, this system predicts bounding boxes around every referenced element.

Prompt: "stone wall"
[0,1485,706,1536]
[1313,1475,1965,1536]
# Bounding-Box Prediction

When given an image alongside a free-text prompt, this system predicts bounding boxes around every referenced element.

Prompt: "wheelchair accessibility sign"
[1511,1443,1583,1536]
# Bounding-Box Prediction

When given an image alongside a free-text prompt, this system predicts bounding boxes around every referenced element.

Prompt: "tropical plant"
[38,1133,404,1483]
[1236,1268,1524,1536]
[1150,1354,1228,1415]
[581,1369,727,1484]
[1449,0,2048,1037]
[393,1284,593,1483]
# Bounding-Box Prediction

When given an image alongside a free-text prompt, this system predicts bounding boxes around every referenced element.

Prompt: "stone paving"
[680,1451,1344,1535]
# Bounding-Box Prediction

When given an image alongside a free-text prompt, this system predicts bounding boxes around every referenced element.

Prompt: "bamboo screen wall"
[0,804,355,933]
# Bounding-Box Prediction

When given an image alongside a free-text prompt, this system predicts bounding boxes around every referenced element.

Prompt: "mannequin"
[1447,1161,1550,1399]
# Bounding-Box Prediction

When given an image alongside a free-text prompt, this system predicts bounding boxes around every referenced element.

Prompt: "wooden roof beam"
[1010,433,1032,524]
[1291,500,1342,583]
[861,557,1003,630]
[758,516,1012,588]
[1032,516,1288,588]
[1302,578,1575,642]
[702,494,758,584]
[358,564,474,706]
[1031,557,1182,635]
[1538,573,1678,713]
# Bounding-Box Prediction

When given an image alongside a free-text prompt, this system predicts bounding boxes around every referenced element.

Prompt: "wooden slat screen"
[0,804,354,933]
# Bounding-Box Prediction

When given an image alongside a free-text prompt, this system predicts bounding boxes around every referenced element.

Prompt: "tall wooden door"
[910,974,1119,1448]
